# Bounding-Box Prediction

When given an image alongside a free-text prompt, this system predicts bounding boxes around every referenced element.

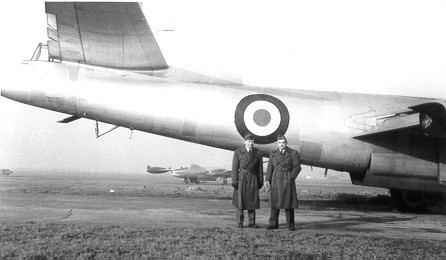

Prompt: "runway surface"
[1,171,445,241]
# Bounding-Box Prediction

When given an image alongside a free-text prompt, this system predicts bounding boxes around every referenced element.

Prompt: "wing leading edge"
[45,2,168,70]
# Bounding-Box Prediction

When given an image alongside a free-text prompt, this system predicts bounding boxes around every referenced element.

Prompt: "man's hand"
[232,183,238,190]
[264,181,270,188]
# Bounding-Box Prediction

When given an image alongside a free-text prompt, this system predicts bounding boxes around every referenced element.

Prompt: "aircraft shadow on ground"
[300,193,446,215]
[297,214,416,232]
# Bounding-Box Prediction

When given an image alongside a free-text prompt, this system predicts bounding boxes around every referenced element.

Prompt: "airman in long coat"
[232,133,264,228]
[265,135,301,231]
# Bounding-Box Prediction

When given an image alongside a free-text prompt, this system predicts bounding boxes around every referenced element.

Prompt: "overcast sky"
[1,0,446,174]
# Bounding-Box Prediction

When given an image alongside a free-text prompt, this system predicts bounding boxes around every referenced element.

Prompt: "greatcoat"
[266,147,301,209]
[232,147,264,210]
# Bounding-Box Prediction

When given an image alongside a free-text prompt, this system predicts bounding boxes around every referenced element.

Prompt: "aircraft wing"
[45,2,168,70]
[354,102,446,138]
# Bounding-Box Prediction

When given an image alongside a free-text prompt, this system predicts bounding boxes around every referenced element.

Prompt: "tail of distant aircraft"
[189,164,204,170]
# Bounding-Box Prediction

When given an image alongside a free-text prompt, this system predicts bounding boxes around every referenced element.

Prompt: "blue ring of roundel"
[234,94,290,144]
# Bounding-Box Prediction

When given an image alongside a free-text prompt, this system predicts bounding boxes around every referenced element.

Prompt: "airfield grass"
[2,222,446,259]
[2,171,390,204]
[2,172,445,259]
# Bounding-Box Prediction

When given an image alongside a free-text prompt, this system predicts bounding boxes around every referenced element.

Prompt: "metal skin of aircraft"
[2,2,446,212]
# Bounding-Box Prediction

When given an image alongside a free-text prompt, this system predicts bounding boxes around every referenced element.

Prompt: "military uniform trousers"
[268,208,295,228]
[236,208,256,225]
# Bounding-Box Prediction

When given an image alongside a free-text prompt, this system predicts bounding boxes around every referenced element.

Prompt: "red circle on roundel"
[253,109,271,126]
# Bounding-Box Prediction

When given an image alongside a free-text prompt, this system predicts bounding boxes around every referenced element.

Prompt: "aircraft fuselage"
[2,61,446,195]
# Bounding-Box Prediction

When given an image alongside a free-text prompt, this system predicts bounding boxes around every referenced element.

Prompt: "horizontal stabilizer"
[57,115,81,123]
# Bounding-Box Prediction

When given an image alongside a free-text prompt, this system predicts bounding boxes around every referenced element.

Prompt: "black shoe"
[288,226,296,231]
[266,225,278,230]
[248,224,259,228]
[238,224,243,228]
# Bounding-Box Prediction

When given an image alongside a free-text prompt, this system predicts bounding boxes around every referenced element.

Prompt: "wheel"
[390,189,428,213]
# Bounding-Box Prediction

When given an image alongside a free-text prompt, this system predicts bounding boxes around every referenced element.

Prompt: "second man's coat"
[266,147,301,209]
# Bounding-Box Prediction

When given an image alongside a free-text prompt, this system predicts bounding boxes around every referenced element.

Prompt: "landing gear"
[390,189,431,213]
[184,178,200,184]
[216,177,228,185]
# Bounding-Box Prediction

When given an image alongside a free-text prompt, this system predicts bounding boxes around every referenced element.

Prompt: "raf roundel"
[235,94,290,144]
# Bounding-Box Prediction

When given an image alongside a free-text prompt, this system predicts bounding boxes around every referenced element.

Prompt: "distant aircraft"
[148,164,231,184]
[2,2,445,212]
[1,169,13,176]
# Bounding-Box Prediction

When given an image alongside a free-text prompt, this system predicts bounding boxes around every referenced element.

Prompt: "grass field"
[2,222,445,259]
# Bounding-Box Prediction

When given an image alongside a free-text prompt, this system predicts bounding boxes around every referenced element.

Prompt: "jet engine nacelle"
[364,153,444,192]
[147,166,172,174]
[411,102,446,138]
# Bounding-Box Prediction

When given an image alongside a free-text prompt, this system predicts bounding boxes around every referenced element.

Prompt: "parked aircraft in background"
[147,164,231,184]
[1,169,13,176]
[2,2,445,212]
[146,166,173,174]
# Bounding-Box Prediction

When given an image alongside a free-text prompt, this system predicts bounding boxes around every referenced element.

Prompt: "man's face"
[277,139,287,150]
[244,139,254,149]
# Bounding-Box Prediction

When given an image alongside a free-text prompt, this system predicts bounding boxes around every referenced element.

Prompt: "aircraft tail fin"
[189,164,203,170]
[45,2,168,71]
